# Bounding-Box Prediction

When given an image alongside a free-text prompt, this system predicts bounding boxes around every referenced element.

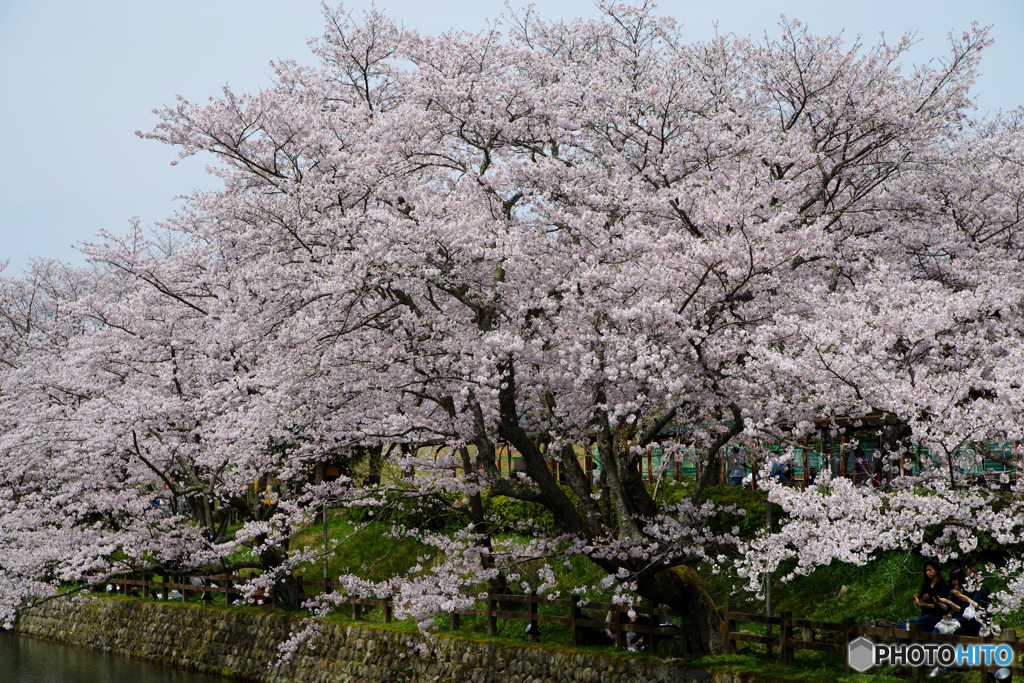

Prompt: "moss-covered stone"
[14,598,783,682]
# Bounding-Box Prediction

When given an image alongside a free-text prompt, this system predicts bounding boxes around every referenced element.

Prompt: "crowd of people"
[724,446,916,489]
[894,561,992,678]
[578,606,675,651]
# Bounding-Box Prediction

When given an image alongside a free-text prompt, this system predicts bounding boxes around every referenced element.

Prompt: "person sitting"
[930,566,989,677]
[898,561,948,636]
[894,561,948,676]
[952,563,990,637]
[579,609,616,646]
[248,587,267,606]
[625,612,652,651]
[934,567,971,632]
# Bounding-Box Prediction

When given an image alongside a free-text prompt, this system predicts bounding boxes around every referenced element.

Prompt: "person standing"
[853,448,870,485]
[728,448,745,487]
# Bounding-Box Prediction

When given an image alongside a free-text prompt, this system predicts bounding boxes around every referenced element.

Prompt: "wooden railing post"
[161,574,168,600]
[351,598,361,621]
[842,617,853,673]
[779,611,791,666]
[487,594,497,636]
[723,605,736,654]
[384,597,393,624]
[907,623,924,682]
[646,600,655,652]
[1000,629,1017,677]
[201,577,211,605]
[614,607,623,651]
[570,594,580,647]
[527,591,538,642]
[449,610,460,631]
[980,633,989,681]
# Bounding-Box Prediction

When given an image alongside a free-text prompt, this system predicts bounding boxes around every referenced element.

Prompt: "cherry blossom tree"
[0,258,143,625]
[3,2,1020,654]
[0,234,375,619]
[736,110,1024,626]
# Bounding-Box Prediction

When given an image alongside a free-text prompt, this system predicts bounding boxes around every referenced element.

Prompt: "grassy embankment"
[116,482,1020,682]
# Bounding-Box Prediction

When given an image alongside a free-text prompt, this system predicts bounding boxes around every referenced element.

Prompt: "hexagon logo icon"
[848,636,875,672]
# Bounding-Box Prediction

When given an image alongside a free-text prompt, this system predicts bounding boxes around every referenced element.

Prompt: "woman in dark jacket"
[893,561,949,674]
[935,568,972,633]
[900,561,949,634]
[947,563,991,637]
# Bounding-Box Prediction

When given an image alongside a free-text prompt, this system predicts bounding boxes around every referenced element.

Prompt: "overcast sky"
[2,0,1023,272]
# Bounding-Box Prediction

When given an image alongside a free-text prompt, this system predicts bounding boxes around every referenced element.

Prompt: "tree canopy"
[2,2,1023,653]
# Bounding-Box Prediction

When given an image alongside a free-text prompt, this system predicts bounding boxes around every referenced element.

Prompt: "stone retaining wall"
[14,598,782,683]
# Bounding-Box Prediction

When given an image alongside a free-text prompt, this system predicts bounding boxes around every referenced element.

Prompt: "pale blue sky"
[2,0,1022,272]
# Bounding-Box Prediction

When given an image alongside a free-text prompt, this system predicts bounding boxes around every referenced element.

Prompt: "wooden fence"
[723,605,1023,681]
[102,573,698,652]
[96,577,1024,677]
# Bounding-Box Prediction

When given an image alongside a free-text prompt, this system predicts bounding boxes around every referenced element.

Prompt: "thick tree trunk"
[254,531,301,610]
[636,565,724,655]
[366,445,387,486]
[274,573,302,610]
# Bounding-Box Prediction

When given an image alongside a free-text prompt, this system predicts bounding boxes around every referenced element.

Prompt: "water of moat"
[0,632,233,683]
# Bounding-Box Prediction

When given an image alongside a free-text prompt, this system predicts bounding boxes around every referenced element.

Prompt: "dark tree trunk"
[467,367,732,655]
[636,565,724,655]
[366,445,387,487]
[258,543,301,610]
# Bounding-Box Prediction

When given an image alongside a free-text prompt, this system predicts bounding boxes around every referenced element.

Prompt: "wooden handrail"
[721,605,1024,674]
[100,572,702,651]
[100,573,1024,674]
